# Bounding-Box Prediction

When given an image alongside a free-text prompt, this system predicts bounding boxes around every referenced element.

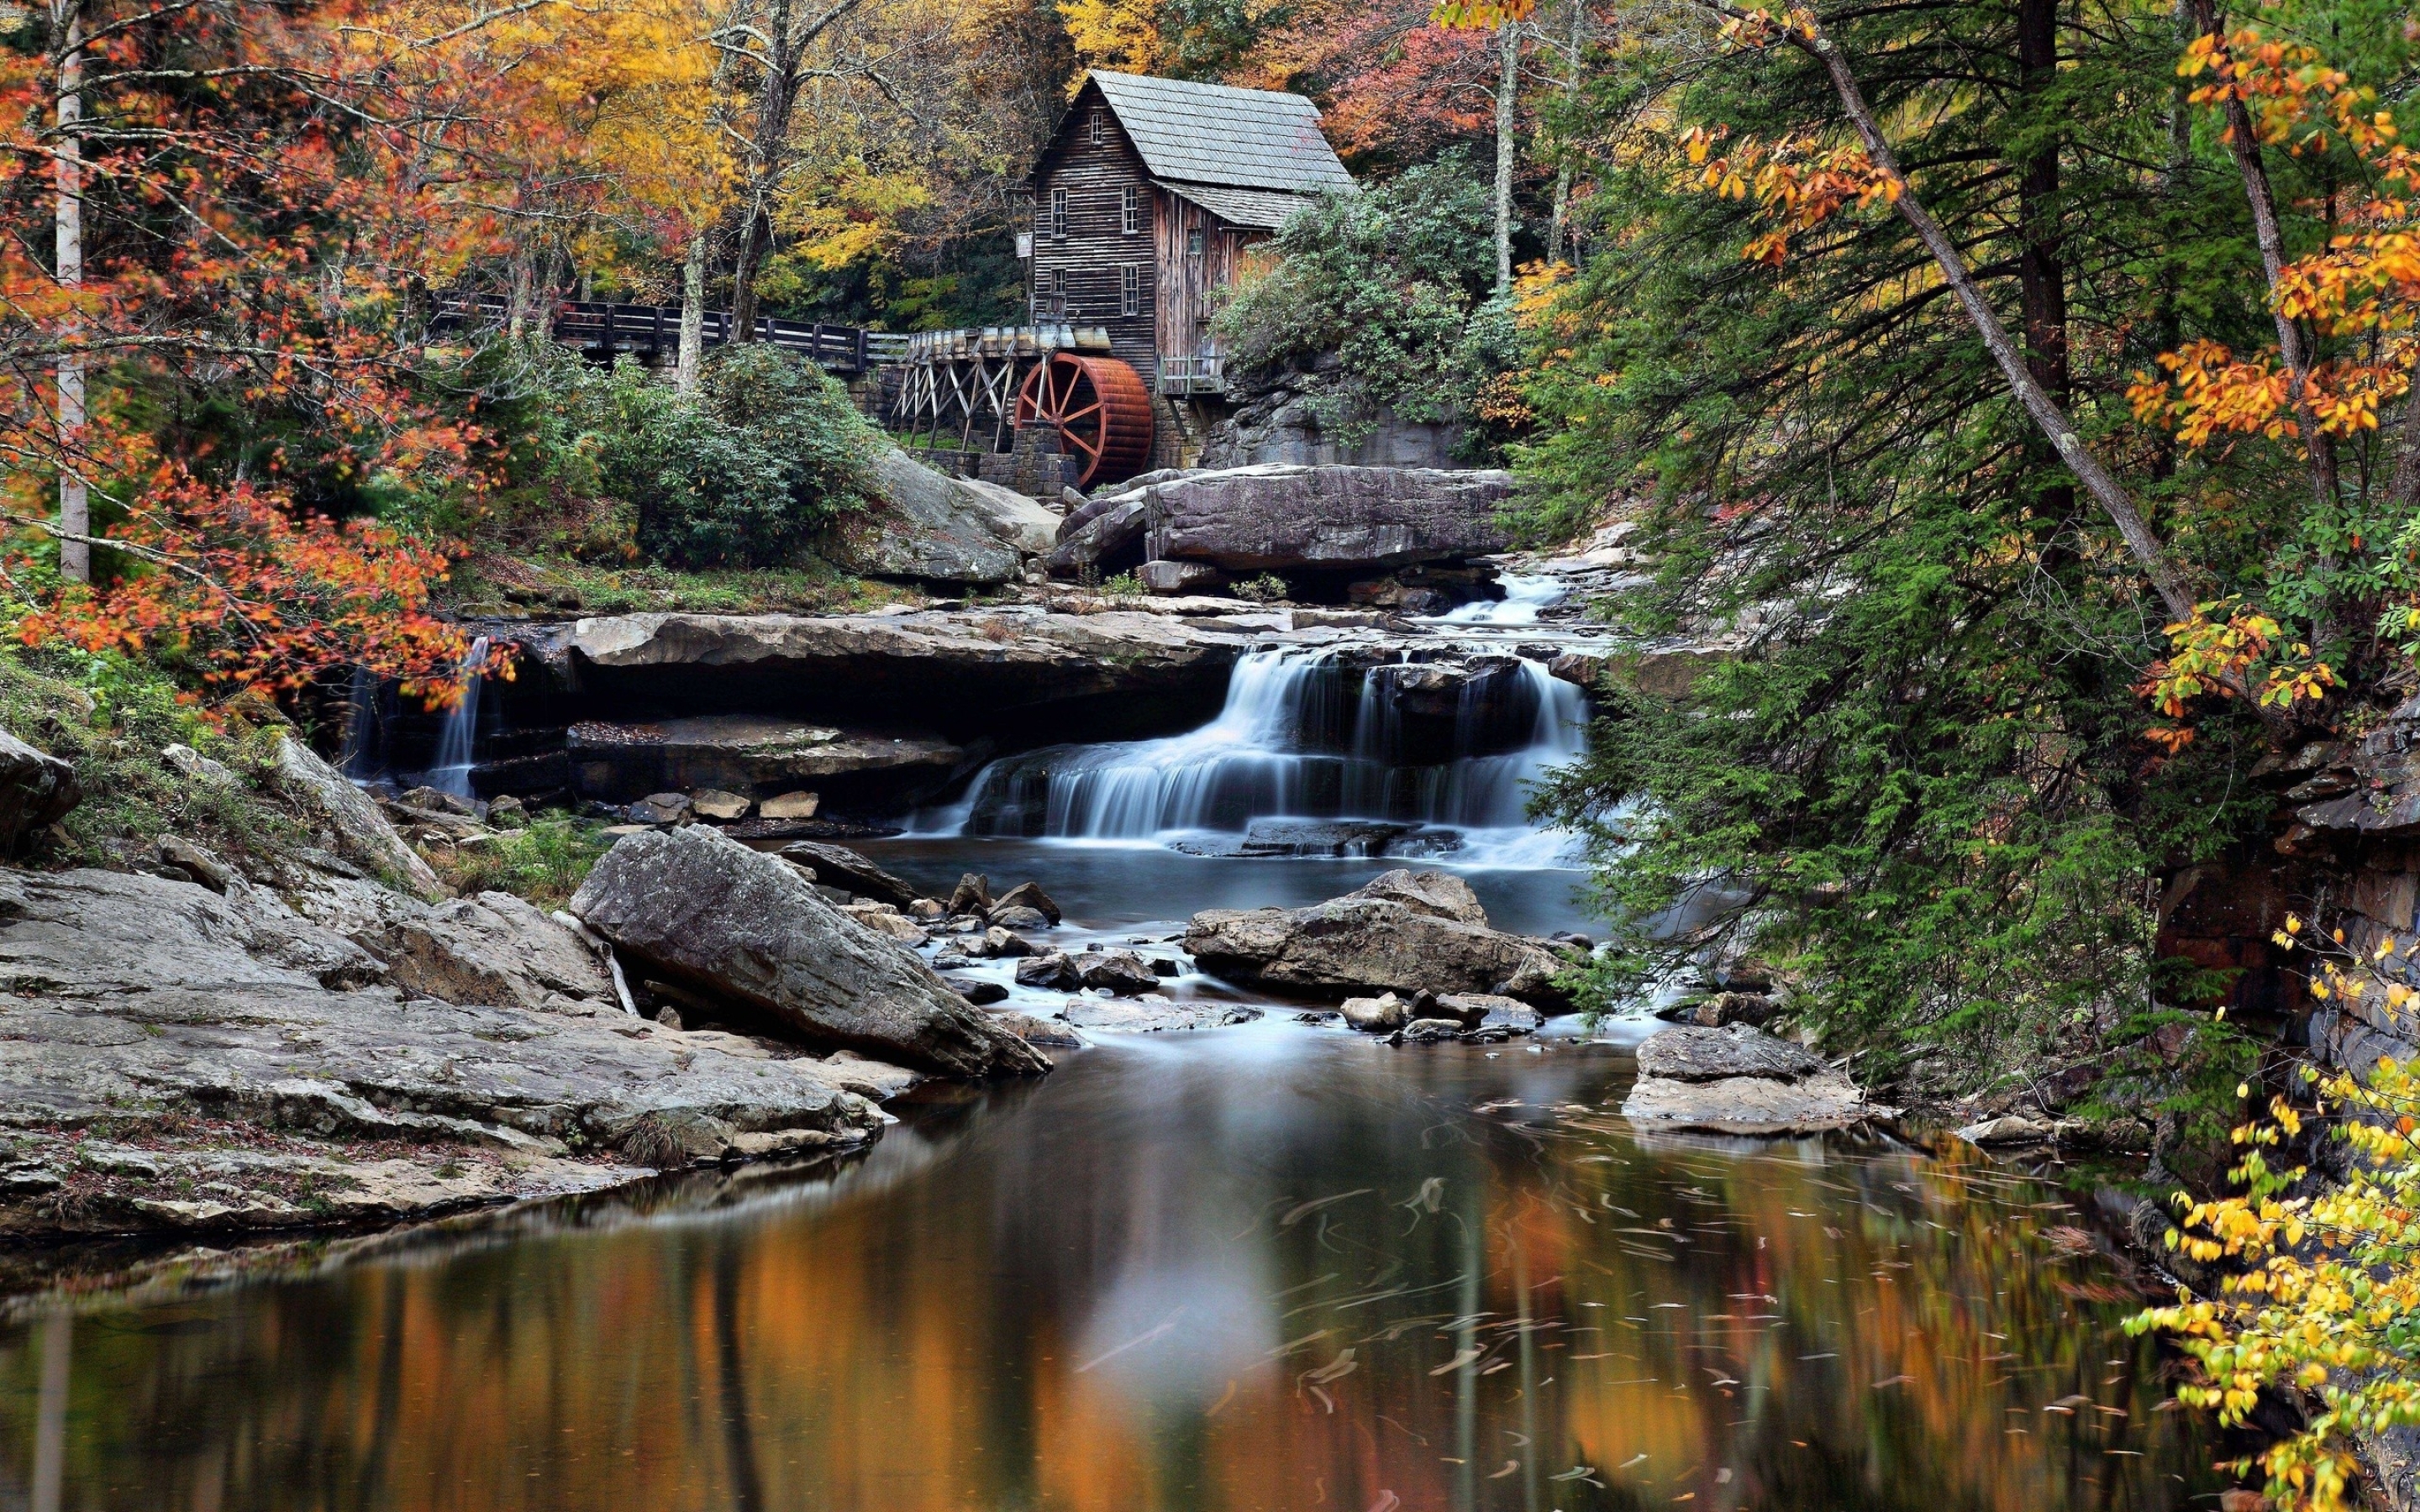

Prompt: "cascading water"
[935,646,1588,864]
[422,635,489,798]
[1432,573,1568,627]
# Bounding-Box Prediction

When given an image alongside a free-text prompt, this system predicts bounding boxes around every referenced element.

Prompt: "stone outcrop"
[0,727,78,849]
[776,841,922,909]
[1144,465,1513,575]
[269,735,444,897]
[569,826,1046,1077]
[1620,1024,1887,1135]
[0,867,894,1236]
[521,607,1254,728]
[1197,370,1467,471]
[288,879,621,1016]
[814,445,1061,586]
[1183,869,1570,1003]
[567,716,965,806]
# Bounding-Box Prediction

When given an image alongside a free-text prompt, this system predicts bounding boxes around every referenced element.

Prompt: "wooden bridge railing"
[430,294,905,376]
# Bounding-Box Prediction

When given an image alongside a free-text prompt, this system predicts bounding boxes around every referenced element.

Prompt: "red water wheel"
[1013,353,1155,488]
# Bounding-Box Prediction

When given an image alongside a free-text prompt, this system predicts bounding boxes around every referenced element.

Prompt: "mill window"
[1120,263,1139,317]
[1050,187,1068,239]
[1186,228,1204,257]
[1090,112,1106,145]
[1120,186,1139,236]
[1051,267,1068,317]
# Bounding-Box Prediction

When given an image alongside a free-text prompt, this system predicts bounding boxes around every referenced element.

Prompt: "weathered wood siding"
[1029,86,1157,371]
[1154,193,1262,370]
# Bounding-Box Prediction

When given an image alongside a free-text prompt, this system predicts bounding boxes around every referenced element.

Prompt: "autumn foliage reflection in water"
[0,1029,2219,1511]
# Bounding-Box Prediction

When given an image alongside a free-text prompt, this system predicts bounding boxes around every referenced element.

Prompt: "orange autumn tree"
[0,0,572,706]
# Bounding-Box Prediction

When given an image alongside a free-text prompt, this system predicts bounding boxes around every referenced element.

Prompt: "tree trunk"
[677,229,710,394]
[1492,17,1518,297]
[506,245,534,344]
[54,3,86,585]
[1546,0,1583,266]
[2015,0,2075,532]
[729,0,872,341]
[729,202,771,343]
[2015,0,2066,405]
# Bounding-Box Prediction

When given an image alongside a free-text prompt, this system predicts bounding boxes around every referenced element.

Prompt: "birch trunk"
[1546,0,1583,266]
[677,231,709,394]
[1492,18,1518,297]
[54,4,86,584]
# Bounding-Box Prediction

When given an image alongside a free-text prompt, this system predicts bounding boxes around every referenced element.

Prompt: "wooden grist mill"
[880,70,1354,491]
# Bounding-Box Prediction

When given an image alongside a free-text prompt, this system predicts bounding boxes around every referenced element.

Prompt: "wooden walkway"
[431,295,908,376]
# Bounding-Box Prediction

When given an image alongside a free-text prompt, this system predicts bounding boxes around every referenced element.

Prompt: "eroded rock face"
[292,881,618,1015]
[269,735,443,898]
[814,446,1058,586]
[1183,869,1569,1004]
[0,868,893,1235]
[568,717,964,806]
[529,608,1251,727]
[1145,465,1513,574]
[1620,1024,1887,1135]
[570,826,1046,1078]
[0,727,78,848]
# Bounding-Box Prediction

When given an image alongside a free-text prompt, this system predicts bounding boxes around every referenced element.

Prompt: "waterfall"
[1432,573,1568,627]
[336,663,381,780]
[423,635,489,798]
[939,647,1587,861]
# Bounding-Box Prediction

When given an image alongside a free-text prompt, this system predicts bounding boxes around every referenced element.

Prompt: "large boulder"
[570,825,1046,1078]
[1144,465,1513,575]
[0,867,893,1235]
[0,727,78,848]
[1183,869,1569,1004]
[817,446,1058,586]
[1620,1024,1888,1136]
[269,734,443,898]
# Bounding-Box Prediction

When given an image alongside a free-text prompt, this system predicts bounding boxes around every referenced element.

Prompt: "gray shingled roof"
[1091,71,1355,196]
[1155,181,1323,230]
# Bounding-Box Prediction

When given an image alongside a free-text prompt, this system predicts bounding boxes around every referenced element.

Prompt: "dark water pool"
[0,1021,2217,1511]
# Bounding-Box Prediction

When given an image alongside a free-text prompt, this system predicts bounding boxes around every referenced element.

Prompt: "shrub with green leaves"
[513,345,881,570]
[1213,152,1518,454]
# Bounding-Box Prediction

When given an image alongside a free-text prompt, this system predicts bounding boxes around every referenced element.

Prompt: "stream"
[0,606,2227,1509]
[0,1020,2223,1510]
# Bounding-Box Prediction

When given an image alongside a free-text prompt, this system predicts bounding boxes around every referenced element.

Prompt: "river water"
[0,1019,2220,1510]
[0,636,2225,1509]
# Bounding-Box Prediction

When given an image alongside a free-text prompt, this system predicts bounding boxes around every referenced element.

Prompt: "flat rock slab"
[0,867,897,1236]
[568,716,963,804]
[1621,1071,1888,1136]
[1634,1024,1823,1083]
[528,608,1259,719]
[1058,999,1264,1034]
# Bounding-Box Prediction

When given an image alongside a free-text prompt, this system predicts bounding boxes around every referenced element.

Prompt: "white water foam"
[1430,573,1569,627]
[924,645,1588,866]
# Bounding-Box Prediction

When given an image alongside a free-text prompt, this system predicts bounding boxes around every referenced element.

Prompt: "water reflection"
[0,1026,2216,1510]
